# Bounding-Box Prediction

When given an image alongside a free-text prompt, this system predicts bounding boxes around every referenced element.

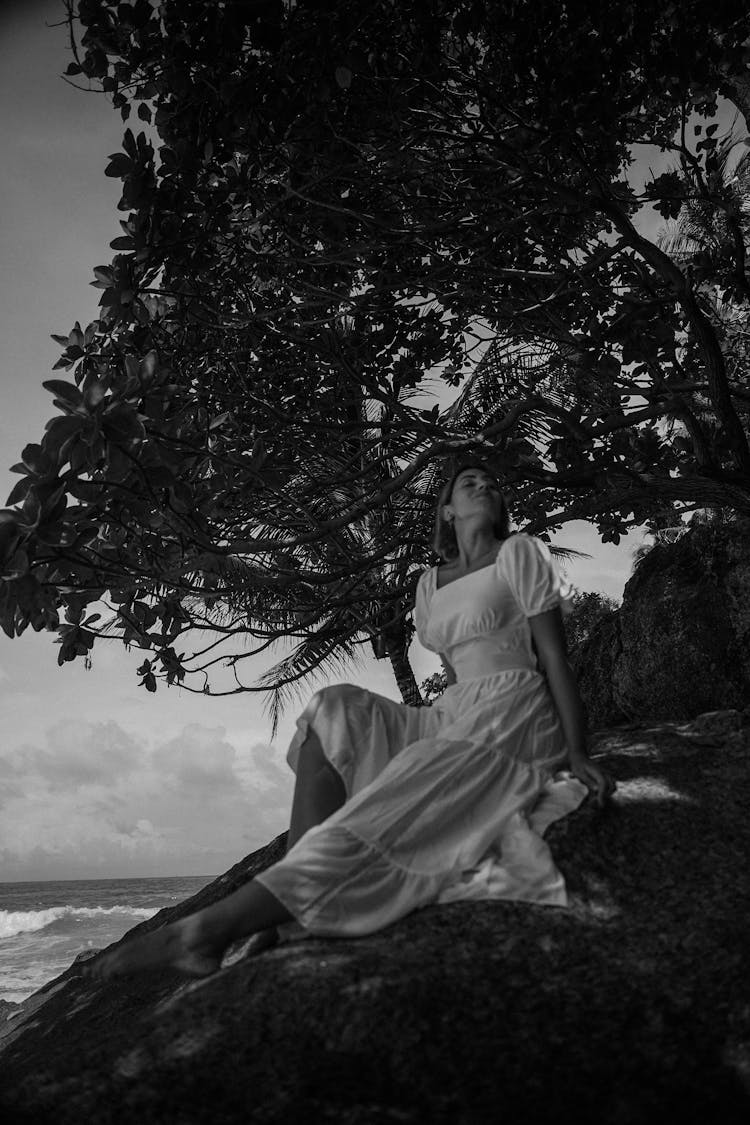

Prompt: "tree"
[420,671,450,706]
[563,591,621,654]
[2,0,750,720]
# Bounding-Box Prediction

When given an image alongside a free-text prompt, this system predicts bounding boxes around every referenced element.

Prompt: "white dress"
[255,533,588,936]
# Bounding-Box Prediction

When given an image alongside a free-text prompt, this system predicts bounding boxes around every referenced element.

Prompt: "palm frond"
[258,629,365,738]
[547,545,593,565]
[657,123,750,263]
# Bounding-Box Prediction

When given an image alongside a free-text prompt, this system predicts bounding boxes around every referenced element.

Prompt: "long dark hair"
[432,458,511,562]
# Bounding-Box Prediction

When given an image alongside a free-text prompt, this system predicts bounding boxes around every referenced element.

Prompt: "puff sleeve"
[412,569,436,650]
[500,534,574,619]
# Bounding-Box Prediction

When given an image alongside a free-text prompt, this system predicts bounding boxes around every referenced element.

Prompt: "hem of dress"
[254,869,316,935]
[255,830,438,937]
[255,823,571,937]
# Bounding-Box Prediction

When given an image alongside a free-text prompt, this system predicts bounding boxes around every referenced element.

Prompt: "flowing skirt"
[255,671,588,937]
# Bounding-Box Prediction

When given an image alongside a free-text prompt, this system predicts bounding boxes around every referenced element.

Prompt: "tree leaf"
[105,154,133,178]
[103,404,146,442]
[42,380,83,408]
[141,350,158,381]
[124,355,140,380]
[6,477,33,506]
[21,444,53,475]
[83,380,108,411]
[3,548,29,578]
[42,415,85,461]
[123,128,137,159]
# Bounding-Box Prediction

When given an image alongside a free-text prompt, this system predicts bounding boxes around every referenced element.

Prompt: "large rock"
[1,711,750,1124]
[573,520,750,726]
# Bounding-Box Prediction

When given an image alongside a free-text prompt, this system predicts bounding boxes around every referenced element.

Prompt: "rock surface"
[573,521,750,727]
[1,710,749,1125]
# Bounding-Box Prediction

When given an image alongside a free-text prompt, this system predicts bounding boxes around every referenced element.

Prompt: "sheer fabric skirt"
[255,673,587,938]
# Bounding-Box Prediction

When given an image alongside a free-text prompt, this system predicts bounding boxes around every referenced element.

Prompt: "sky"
[0,1,678,881]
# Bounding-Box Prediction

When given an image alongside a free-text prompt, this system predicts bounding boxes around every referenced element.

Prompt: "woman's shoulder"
[415,564,438,593]
[495,531,525,560]
[501,531,535,545]
[495,532,551,573]
[497,531,542,555]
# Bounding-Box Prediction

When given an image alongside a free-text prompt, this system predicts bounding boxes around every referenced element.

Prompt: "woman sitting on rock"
[90,460,615,979]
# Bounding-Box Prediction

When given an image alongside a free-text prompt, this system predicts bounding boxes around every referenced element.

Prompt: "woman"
[90,461,614,979]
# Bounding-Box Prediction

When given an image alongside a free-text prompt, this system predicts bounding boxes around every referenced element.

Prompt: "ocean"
[0,875,212,1005]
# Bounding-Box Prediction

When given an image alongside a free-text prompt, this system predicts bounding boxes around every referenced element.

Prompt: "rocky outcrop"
[572,520,750,727]
[1,710,750,1125]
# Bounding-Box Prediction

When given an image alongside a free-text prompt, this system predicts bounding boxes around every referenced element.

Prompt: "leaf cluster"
[3,0,750,717]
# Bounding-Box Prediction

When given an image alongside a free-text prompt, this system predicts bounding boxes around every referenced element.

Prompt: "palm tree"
[657,132,750,283]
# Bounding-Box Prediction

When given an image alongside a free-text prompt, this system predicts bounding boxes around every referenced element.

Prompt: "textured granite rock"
[572,521,750,726]
[1,710,749,1124]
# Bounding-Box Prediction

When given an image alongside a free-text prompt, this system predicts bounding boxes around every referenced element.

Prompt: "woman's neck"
[451,530,501,571]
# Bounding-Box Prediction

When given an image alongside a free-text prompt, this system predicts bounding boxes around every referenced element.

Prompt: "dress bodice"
[413,533,573,680]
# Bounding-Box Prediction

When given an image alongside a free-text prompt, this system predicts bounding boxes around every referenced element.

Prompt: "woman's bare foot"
[244,926,279,957]
[220,925,280,969]
[87,913,224,981]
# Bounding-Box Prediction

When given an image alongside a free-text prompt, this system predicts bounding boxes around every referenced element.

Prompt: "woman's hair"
[432,458,511,561]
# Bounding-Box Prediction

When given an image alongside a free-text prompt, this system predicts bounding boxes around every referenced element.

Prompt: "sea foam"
[0,905,157,939]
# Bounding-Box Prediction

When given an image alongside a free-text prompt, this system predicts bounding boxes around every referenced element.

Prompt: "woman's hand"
[569,754,616,807]
[527,616,616,808]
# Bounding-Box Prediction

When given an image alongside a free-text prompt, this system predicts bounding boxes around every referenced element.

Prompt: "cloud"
[0,775,24,808]
[0,720,293,879]
[152,725,241,796]
[9,719,143,790]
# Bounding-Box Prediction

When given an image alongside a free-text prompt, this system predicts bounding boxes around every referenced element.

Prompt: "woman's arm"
[439,653,457,687]
[529,607,615,805]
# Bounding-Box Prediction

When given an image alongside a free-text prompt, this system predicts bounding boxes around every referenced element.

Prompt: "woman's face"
[444,468,502,528]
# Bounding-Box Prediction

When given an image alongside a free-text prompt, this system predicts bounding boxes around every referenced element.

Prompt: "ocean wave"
[0,905,158,939]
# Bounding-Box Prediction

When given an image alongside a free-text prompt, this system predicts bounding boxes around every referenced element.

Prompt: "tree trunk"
[384,627,423,706]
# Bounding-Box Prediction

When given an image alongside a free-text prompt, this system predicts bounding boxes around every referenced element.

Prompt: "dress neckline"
[433,542,506,593]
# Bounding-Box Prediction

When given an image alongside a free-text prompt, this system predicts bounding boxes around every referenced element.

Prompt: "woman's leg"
[245,729,347,957]
[286,728,347,850]
[90,878,294,979]
[90,731,347,979]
